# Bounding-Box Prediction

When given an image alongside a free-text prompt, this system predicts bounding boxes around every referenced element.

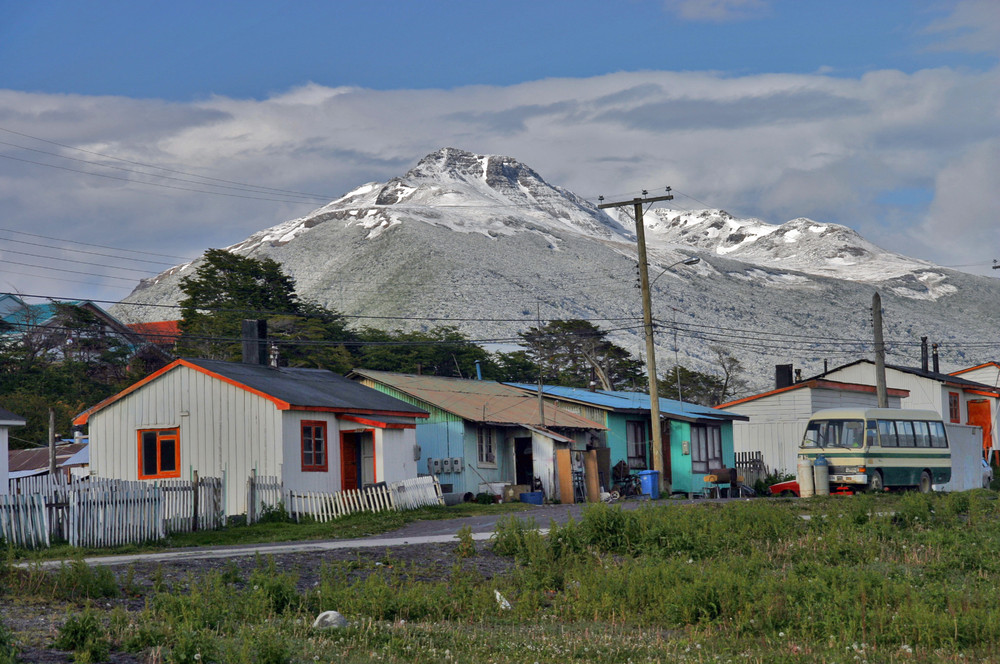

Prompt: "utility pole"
[872,292,888,408]
[599,190,673,495]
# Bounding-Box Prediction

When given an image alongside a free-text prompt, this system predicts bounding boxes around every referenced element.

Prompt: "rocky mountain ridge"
[114,148,1000,395]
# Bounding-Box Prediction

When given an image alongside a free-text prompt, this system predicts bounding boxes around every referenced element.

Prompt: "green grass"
[6,491,1000,662]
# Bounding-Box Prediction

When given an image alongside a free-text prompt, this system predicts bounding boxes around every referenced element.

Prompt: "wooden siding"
[88,363,283,515]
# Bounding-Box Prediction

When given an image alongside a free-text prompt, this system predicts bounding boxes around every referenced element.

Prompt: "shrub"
[53,608,110,663]
[0,621,18,664]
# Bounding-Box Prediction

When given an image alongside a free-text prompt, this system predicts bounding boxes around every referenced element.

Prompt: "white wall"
[938,424,985,492]
[377,428,418,483]
[281,411,342,494]
[88,363,283,515]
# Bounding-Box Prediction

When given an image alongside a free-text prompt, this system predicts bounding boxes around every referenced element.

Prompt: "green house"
[507,384,748,496]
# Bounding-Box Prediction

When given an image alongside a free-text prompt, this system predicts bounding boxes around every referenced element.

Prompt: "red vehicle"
[769,479,800,497]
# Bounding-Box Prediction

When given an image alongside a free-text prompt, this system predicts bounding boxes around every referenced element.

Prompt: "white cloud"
[924,0,1000,54]
[663,0,770,22]
[0,61,998,302]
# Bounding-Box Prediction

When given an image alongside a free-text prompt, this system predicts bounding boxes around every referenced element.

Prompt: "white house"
[74,358,428,515]
[0,405,27,494]
[717,377,908,475]
[822,360,1000,460]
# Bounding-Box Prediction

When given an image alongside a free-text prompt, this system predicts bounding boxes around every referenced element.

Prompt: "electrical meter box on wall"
[441,458,453,473]
[451,457,463,473]
[429,458,442,474]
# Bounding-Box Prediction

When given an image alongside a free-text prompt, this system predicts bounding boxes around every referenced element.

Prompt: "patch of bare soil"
[3,540,514,663]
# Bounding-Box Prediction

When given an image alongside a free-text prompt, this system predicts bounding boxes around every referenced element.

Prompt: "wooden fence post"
[192,471,200,532]
[249,469,257,524]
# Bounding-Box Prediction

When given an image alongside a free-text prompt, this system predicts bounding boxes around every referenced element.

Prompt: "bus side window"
[843,421,864,447]
[913,421,930,448]
[929,421,948,448]
[865,420,878,447]
[877,419,897,447]
[896,420,916,447]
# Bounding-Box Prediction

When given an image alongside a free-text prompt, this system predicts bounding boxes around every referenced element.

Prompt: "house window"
[137,428,180,479]
[690,425,722,474]
[626,420,647,470]
[948,392,960,423]
[477,427,496,466]
[301,421,328,472]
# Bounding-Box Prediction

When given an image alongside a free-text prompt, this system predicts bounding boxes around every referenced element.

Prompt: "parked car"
[769,479,800,497]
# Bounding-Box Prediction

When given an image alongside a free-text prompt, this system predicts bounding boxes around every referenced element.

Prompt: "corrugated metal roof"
[184,358,430,415]
[352,370,605,429]
[76,359,429,425]
[8,442,88,473]
[504,383,748,422]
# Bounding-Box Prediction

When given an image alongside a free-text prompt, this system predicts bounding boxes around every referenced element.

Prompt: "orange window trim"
[137,428,181,480]
[301,420,328,472]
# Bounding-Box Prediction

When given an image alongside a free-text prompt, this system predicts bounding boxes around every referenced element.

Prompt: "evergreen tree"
[518,319,644,389]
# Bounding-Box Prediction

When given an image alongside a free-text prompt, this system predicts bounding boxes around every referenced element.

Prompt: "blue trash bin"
[638,470,660,498]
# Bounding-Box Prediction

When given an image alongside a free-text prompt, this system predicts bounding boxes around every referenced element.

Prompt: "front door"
[968,399,993,459]
[340,433,360,490]
[514,436,533,486]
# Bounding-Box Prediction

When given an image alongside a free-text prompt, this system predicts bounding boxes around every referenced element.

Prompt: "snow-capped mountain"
[114,148,1000,394]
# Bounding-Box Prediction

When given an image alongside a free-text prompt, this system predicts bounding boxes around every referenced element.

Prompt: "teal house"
[507,384,748,496]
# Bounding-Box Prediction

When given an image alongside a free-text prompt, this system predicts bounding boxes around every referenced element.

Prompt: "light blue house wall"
[353,380,511,494]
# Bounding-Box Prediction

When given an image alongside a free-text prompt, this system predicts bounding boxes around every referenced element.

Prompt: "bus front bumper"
[829,473,867,485]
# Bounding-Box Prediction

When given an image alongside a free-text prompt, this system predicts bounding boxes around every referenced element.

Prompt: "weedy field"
[3,491,1000,663]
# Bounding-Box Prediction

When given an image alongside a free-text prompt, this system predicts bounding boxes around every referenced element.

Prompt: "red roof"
[127,320,181,345]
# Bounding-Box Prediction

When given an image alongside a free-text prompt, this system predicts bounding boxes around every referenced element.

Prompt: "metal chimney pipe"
[921,337,928,371]
[932,343,940,373]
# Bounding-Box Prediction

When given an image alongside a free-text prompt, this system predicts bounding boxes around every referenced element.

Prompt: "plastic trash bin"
[637,470,660,498]
[519,491,544,505]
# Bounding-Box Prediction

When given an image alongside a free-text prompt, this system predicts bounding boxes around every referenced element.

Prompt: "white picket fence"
[0,493,50,549]
[249,474,445,524]
[68,485,165,548]
[4,474,224,549]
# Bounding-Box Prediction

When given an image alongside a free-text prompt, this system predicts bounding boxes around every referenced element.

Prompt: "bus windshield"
[802,419,866,449]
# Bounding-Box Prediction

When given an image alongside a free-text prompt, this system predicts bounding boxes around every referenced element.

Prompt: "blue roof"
[503,383,748,422]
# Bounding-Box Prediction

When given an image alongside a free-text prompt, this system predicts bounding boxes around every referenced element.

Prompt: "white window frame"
[478,426,497,466]
[626,420,648,470]
[691,425,722,474]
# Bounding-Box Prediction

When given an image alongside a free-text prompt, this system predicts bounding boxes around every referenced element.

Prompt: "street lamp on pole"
[650,256,700,289]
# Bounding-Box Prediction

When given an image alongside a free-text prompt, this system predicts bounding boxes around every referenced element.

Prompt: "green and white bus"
[799,408,951,493]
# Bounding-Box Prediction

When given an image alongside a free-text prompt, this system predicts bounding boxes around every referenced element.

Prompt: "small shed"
[0,405,27,494]
[74,358,428,515]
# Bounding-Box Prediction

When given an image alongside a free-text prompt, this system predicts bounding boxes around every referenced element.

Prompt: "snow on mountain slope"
[227,147,632,256]
[114,148,1000,394]
[631,208,946,288]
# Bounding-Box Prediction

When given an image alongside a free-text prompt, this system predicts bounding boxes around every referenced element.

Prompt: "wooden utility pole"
[48,408,57,475]
[599,191,674,494]
[872,292,889,408]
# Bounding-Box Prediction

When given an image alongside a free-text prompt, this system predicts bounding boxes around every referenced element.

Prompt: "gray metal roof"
[0,405,25,425]
[183,358,429,415]
[76,359,428,424]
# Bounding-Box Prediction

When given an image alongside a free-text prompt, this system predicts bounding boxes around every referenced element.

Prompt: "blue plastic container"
[638,470,660,498]
[519,491,544,505]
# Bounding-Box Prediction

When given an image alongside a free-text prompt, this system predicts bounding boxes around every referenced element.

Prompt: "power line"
[0,227,195,261]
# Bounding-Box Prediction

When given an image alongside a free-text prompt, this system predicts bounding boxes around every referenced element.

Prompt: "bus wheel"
[868,471,884,493]
[919,470,933,494]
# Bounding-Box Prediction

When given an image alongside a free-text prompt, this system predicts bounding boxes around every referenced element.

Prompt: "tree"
[355,326,490,378]
[176,249,353,367]
[711,345,749,404]
[661,365,725,406]
[518,319,644,390]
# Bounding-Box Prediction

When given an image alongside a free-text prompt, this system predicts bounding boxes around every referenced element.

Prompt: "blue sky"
[2,1,991,97]
[0,0,997,302]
